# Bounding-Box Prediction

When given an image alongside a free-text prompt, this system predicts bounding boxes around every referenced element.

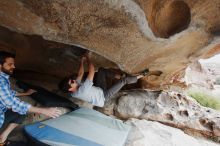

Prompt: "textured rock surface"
[125,119,219,146]
[0,26,116,78]
[0,0,220,86]
[135,0,191,38]
[100,90,220,141]
[184,61,214,89]
[184,57,220,96]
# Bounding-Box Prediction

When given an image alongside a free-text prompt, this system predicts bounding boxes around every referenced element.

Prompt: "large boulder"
[100,90,220,141]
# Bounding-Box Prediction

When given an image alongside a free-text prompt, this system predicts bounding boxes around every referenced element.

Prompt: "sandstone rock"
[184,0,220,32]
[184,61,214,89]
[101,89,220,141]
[184,56,220,97]
[0,0,220,83]
[0,26,117,78]
[125,119,219,146]
[136,0,191,38]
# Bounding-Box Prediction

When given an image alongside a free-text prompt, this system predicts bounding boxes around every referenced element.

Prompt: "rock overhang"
[0,0,220,88]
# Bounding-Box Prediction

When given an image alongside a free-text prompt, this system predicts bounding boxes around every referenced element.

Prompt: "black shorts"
[3,109,25,126]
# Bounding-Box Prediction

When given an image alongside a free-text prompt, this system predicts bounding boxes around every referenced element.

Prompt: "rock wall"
[0,26,116,78]
[135,0,191,38]
[0,0,220,86]
[99,90,220,142]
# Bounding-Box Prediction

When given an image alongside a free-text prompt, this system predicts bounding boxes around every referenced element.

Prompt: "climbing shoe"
[140,68,149,76]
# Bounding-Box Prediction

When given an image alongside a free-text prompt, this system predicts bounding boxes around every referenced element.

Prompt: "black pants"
[94,68,138,100]
[1,110,25,128]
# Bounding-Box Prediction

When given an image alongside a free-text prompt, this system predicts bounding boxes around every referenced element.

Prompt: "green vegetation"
[187,91,220,111]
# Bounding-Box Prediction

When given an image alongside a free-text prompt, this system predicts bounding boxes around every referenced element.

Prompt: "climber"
[60,52,162,107]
